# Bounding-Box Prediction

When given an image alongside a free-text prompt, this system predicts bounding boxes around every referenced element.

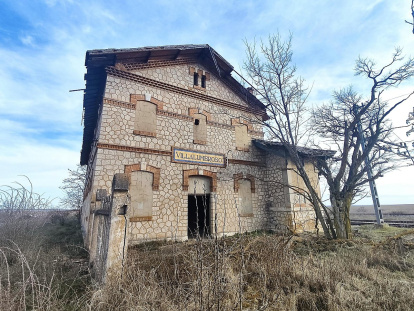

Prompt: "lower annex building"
[80,44,326,246]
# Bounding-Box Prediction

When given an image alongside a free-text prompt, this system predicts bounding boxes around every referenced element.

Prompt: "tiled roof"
[253,139,336,158]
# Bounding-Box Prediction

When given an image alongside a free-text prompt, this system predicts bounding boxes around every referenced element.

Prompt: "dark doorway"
[188,194,210,238]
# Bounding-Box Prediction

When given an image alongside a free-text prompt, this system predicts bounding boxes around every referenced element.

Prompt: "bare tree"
[313,48,414,238]
[59,165,86,210]
[244,34,336,239]
[244,34,414,239]
[406,0,414,34]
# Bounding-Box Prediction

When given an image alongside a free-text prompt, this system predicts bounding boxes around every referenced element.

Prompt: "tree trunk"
[331,196,352,239]
[291,162,336,239]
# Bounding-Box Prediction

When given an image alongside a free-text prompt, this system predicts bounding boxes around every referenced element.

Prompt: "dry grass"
[92,228,414,311]
[0,211,89,311]
[1,211,413,310]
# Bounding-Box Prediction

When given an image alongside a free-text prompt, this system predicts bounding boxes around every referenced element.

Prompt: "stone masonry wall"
[82,60,308,244]
[286,159,320,233]
[90,147,269,242]
[263,153,292,231]
[128,63,252,112]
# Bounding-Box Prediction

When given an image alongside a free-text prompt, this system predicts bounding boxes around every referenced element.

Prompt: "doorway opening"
[187,194,210,238]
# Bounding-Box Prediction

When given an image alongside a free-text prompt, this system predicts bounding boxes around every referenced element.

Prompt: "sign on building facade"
[172,148,225,167]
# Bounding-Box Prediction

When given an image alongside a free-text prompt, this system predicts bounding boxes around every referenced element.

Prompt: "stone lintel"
[94,209,110,216]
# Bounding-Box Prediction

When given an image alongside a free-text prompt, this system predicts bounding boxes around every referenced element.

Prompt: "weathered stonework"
[81,45,323,253]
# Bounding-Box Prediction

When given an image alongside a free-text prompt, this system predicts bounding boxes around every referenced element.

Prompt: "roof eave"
[252,139,336,158]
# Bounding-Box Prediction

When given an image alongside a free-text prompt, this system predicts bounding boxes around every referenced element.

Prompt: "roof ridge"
[87,44,210,54]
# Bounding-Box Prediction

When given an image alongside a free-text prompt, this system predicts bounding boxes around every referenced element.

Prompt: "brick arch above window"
[183,169,217,192]
[233,173,256,193]
[130,94,164,110]
[188,108,212,121]
[124,163,160,191]
[231,118,253,131]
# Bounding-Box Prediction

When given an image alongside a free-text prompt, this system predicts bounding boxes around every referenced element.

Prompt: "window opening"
[193,72,199,86]
[194,119,200,125]
[188,194,210,238]
[201,75,206,88]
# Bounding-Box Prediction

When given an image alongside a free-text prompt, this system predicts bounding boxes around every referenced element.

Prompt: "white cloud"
[20,35,35,46]
[1,0,413,205]
[43,0,73,8]
[0,135,80,203]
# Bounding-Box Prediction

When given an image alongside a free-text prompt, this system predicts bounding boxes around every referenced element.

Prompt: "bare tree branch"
[59,165,86,209]
[245,34,414,239]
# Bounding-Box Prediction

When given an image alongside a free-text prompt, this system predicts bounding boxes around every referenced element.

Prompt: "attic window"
[193,72,199,86]
[201,75,206,88]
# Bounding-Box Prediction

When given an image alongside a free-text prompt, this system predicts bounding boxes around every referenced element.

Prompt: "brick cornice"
[122,58,197,71]
[106,66,266,118]
[97,143,172,156]
[103,96,263,133]
[96,143,264,167]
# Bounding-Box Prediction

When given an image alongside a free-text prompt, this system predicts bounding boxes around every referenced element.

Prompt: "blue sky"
[0,0,413,205]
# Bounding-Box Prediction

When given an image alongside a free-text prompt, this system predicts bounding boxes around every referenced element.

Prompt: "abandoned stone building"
[80,44,325,255]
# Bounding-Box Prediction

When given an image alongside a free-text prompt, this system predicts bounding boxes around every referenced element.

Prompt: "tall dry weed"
[0,212,89,311]
[90,231,414,311]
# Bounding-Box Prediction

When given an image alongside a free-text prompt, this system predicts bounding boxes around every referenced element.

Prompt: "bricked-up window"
[193,113,207,144]
[235,124,250,151]
[238,179,253,216]
[134,100,157,136]
[130,171,153,219]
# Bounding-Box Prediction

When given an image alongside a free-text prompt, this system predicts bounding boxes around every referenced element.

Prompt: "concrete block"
[112,173,129,192]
